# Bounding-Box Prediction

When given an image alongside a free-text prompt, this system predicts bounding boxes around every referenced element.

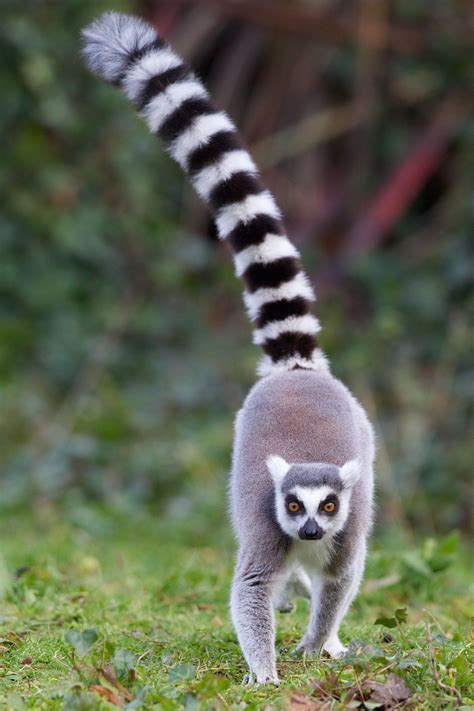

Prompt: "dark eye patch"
[319,495,339,515]
[285,495,305,515]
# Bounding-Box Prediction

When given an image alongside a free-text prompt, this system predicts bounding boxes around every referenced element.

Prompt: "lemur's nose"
[299,519,323,540]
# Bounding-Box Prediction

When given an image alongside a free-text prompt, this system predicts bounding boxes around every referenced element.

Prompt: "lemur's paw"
[276,601,294,613]
[256,675,280,687]
[323,638,348,658]
[242,672,280,687]
[291,640,319,657]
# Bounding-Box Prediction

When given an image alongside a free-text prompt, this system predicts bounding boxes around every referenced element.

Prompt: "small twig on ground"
[352,667,367,707]
[136,649,152,664]
[309,677,333,700]
[423,609,448,638]
[395,617,407,645]
[216,692,230,709]
[424,621,462,707]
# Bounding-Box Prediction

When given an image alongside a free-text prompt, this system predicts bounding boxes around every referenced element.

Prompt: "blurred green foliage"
[0,1,472,533]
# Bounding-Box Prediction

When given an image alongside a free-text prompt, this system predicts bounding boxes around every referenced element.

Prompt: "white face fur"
[266,455,360,541]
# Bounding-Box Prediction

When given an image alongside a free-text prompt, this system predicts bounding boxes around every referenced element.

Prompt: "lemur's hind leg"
[231,548,280,685]
[271,569,294,613]
[293,567,312,599]
[272,566,311,613]
[295,569,358,658]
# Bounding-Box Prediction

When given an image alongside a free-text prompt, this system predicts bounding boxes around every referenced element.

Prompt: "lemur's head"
[267,455,360,541]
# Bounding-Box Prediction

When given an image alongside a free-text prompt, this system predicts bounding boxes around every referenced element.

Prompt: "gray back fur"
[230,368,375,574]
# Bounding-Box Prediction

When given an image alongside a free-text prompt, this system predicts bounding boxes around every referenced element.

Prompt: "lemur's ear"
[339,460,360,489]
[266,455,290,487]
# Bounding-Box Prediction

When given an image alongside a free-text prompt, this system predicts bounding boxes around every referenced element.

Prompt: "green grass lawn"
[0,497,472,710]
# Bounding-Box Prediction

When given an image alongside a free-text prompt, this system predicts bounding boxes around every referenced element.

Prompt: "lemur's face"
[266,455,360,541]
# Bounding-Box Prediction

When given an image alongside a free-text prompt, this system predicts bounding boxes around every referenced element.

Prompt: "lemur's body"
[82,12,375,686]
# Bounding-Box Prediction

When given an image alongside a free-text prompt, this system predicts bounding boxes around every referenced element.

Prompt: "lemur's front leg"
[295,571,355,657]
[231,551,280,686]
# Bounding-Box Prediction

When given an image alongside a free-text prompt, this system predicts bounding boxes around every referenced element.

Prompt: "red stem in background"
[343,96,468,257]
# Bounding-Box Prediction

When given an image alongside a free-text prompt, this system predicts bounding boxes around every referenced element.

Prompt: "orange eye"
[323,501,336,513]
[288,501,300,513]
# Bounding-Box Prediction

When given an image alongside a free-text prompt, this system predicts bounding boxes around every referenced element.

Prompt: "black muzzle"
[298,518,324,540]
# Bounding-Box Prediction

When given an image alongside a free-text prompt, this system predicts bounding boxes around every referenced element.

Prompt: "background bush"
[1,0,472,533]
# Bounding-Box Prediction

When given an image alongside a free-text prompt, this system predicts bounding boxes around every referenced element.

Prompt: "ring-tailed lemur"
[82,12,375,686]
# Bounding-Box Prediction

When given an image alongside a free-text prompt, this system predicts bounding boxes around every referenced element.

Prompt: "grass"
[0,494,472,710]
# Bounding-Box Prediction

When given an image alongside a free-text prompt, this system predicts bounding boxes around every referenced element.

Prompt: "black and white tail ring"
[81,12,328,377]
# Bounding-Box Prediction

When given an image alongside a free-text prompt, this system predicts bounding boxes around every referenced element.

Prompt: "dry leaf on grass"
[363,673,411,708]
[287,690,329,710]
[90,664,135,707]
[289,672,411,710]
[287,675,339,711]
[98,664,133,701]
[89,685,125,707]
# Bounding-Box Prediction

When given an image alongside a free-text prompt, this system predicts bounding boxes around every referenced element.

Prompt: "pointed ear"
[266,454,290,487]
[339,459,360,489]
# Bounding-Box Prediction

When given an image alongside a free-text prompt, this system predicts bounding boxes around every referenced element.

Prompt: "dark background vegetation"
[1,0,473,534]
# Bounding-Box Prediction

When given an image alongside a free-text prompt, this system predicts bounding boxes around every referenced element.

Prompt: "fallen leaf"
[98,664,133,702]
[362,673,411,708]
[290,674,340,709]
[99,664,119,686]
[20,656,33,665]
[89,684,125,707]
[307,672,342,703]
[287,691,328,710]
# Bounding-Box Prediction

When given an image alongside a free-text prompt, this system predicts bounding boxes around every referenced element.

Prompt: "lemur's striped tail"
[82,12,328,377]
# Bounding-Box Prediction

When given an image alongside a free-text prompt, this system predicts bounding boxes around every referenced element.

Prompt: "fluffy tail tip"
[81,11,158,83]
